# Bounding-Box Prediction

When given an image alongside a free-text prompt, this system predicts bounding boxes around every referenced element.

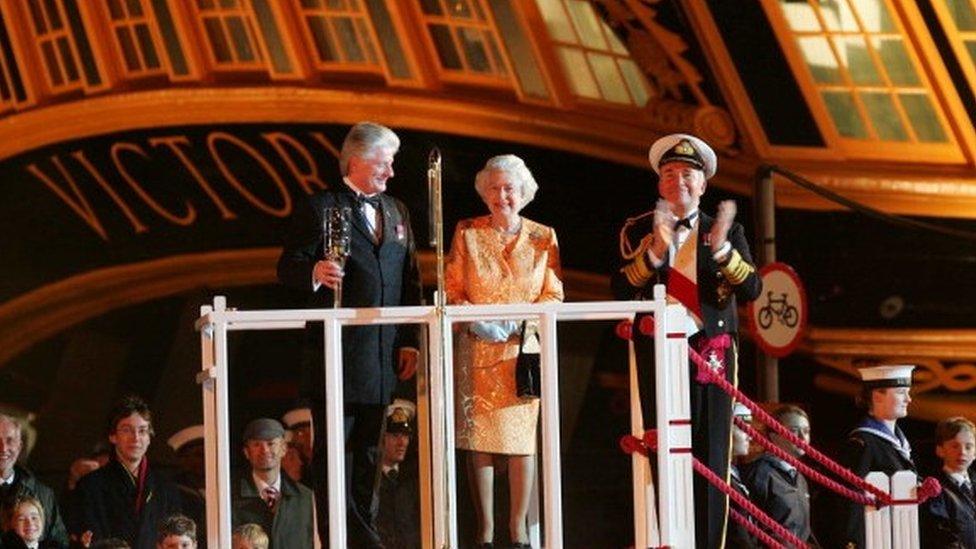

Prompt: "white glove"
[469,320,518,342]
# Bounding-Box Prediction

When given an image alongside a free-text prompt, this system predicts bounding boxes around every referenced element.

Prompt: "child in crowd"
[1,495,58,549]
[231,523,269,549]
[920,416,976,548]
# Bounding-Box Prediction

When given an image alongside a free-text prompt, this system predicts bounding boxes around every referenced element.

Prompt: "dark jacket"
[231,472,315,549]
[742,453,817,544]
[69,458,182,549]
[727,464,760,549]
[920,470,976,549]
[0,531,61,549]
[277,186,422,406]
[819,419,916,549]
[0,465,68,548]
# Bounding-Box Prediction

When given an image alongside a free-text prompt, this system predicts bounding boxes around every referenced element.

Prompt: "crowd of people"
[1,123,971,549]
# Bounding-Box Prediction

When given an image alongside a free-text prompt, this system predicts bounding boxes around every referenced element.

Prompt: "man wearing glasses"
[71,394,182,549]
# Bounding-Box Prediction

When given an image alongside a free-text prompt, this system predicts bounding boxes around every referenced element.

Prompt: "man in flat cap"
[611,133,761,548]
[372,400,419,549]
[232,418,315,548]
[820,365,917,548]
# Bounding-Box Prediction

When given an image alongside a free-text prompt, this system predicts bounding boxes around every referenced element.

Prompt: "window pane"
[485,33,507,75]
[41,41,63,85]
[566,0,607,50]
[420,0,442,15]
[967,40,976,66]
[226,18,257,61]
[536,0,576,43]
[352,19,377,63]
[135,24,160,68]
[363,0,411,78]
[557,46,599,98]
[108,0,125,19]
[451,0,473,19]
[44,0,62,29]
[56,37,78,81]
[28,0,47,34]
[797,36,841,83]
[619,58,651,105]
[899,93,947,142]
[490,0,547,97]
[334,17,365,62]
[861,92,907,140]
[849,0,895,32]
[301,0,322,7]
[204,18,232,62]
[872,37,919,86]
[817,0,859,31]
[605,24,628,55]
[126,0,143,16]
[116,27,141,70]
[429,24,462,69]
[945,0,976,30]
[198,0,215,8]
[307,16,337,61]
[456,27,490,72]
[588,52,629,103]
[822,90,868,138]
[833,36,882,85]
[779,0,822,31]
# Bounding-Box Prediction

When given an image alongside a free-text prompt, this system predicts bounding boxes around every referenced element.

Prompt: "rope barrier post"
[865,472,893,549]
[656,285,695,548]
[891,471,921,549]
[753,164,780,403]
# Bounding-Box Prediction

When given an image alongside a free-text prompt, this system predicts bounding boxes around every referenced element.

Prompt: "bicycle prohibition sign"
[749,262,807,358]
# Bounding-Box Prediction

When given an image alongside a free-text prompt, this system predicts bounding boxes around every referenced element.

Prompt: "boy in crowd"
[921,416,975,548]
[155,515,197,549]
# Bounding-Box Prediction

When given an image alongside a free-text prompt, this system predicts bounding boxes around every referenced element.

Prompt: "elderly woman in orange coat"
[445,154,564,548]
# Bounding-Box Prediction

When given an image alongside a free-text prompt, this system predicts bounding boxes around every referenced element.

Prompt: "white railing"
[865,471,921,549]
[196,285,696,548]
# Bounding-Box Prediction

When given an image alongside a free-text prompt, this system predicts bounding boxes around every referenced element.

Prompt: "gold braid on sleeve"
[719,250,755,285]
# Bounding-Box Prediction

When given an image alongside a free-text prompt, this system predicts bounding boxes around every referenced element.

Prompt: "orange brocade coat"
[445,216,564,455]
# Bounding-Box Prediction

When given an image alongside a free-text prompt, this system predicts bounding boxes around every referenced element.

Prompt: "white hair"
[339,122,400,175]
[474,154,539,208]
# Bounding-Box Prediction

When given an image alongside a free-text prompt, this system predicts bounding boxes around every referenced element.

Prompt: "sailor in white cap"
[728,402,758,549]
[820,365,917,549]
[373,399,419,549]
[611,133,762,548]
[168,425,207,544]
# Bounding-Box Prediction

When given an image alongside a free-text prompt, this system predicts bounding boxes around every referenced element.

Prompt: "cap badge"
[673,140,696,156]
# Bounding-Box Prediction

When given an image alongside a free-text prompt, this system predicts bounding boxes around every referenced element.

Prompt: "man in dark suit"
[820,365,917,548]
[372,399,420,549]
[920,416,975,548]
[611,133,762,548]
[277,121,422,547]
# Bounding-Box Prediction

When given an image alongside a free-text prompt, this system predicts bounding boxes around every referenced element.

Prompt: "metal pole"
[754,166,779,402]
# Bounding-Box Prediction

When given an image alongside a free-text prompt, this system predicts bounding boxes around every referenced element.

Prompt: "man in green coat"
[232,418,315,548]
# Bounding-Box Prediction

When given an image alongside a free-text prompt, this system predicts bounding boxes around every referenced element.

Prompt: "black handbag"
[515,321,541,398]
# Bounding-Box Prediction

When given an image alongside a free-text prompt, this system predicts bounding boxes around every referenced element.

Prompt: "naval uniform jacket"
[742,453,818,544]
[920,469,976,548]
[820,418,916,549]
[277,186,423,407]
[611,210,761,549]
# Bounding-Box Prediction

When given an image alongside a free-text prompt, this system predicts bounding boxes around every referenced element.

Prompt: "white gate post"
[890,471,920,549]
[540,310,564,548]
[655,286,695,548]
[865,471,893,549]
[323,315,348,548]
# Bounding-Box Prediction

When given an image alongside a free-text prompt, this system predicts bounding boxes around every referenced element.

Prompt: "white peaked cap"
[167,425,204,452]
[648,133,717,179]
[282,407,313,428]
[858,365,915,388]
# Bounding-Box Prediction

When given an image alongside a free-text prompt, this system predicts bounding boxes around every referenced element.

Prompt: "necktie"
[358,194,382,208]
[962,480,974,503]
[674,217,693,230]
[262,486,279,509]
[386,468,399,482]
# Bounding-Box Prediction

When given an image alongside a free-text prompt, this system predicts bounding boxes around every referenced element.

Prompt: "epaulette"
[618,210,655,261]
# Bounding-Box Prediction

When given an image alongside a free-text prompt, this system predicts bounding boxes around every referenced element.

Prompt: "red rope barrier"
[621,430,810,548]
[687,349,894,507]
[728,508,785,549]
[734,417,875,506]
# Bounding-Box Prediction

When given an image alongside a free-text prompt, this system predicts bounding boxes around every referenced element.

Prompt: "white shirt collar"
[252,471,281,494]
[944,468,971,487]
[0,469,15,485]
[382,463,399,476]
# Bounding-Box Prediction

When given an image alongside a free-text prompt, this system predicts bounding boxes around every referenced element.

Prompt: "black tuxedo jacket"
[278,186,422,405]
[921,470,976,548]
